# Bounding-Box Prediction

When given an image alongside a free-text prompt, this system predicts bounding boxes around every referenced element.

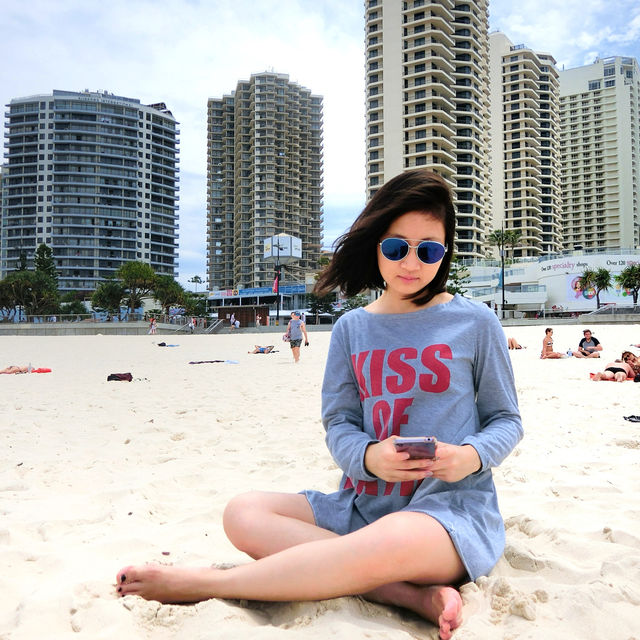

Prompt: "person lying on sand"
[248,345,275,354]
[0,365,29,374]
[0,365,51,374]
[592,351,637,381]
[507,337,524,349]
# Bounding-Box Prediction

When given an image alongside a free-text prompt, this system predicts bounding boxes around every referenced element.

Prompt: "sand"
[1,324,639,639]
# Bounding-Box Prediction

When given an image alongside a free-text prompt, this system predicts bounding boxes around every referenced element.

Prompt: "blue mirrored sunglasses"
[379,238,447,265]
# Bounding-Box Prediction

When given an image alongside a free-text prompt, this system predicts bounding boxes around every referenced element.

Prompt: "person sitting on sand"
[540,328,565,359]
[573,329,602,358]
[115,169,522,640]
[507,337,523,349]
[248,345,275,354]
[592,351,637,381]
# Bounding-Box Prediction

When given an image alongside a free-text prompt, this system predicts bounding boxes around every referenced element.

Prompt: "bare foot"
[422,586,463,640]
[365,582,462,639]
[116,564,220,603]
[592,373,603,381]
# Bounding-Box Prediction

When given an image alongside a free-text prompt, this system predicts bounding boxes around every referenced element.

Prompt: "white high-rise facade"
[559,57,640,251]
[365,0,491,259]
[1,90,179,290]
[489,33,562,258]
[206,72,323,291]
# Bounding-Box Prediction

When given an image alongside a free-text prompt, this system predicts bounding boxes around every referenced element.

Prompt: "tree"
[34,243,58,285]
[504,229,522,255]
[615,264,640,306]
[17,251,28,271]
[153,275,185,315]
[59,290,88,316]
[91,279,126,314]
[487,228,522,262]
[188,275,203,293]
[3,270,59,316]
[182,291,207,317]
[306,291,335,324]
[0,279,12,317]
[447,256,470,296]
[116,261,156,312]
[580,267,612,309]
[337,294,369,317]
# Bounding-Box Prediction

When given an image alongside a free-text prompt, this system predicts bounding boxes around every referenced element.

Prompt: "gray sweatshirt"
[303,294,523,581]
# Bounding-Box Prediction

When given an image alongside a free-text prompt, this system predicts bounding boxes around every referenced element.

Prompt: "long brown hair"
[314,169,456,306]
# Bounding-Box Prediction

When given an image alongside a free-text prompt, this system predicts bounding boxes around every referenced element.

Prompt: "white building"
[206,72,323,291]
[559,57,640,251]
[464,249,640,316]
[365,0,491,259]
[1,90,179,291]
[489,33,563,258]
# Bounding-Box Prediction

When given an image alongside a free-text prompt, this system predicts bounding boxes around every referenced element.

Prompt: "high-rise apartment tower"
[489,33,562,258]
[559,57,640,251]
[206,72,323,291]
[364,0,491,258]
[1,90,179,290]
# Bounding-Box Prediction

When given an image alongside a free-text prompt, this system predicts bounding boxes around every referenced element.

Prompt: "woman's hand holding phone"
[365,438,482,484]
[364,437,435,483]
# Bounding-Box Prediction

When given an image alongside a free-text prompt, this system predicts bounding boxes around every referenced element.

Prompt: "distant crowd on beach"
[507,327,640,382]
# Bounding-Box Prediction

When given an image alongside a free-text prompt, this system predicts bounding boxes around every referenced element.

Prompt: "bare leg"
[291,346,301,362]
[117,492,465,638]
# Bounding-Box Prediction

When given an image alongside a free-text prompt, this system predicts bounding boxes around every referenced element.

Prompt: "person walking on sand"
[286,311,309,363]
[115,169,523,640]
[540,328,565,359]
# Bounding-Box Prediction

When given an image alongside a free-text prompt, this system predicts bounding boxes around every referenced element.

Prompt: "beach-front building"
[0,90,179,291]
[365,0,491,259]
[488,33,563,259]
[559,57,640,252]
[206,72,323,292]
[463,249,640,316]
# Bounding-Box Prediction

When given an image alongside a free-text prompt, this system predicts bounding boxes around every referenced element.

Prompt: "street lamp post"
[275,242,282,326]
[500,222,505,319]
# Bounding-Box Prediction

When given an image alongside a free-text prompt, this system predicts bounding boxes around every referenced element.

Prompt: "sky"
[2,0,640,288]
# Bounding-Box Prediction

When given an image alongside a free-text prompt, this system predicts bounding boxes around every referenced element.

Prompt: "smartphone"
[394,436,437,460]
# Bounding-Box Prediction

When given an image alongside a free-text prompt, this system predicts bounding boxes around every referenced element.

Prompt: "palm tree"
[188,275,204,293]
[615,264,640,306]
[487,228,522,262]
[580,267,612,309]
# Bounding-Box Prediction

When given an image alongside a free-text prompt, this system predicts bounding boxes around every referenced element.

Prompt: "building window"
[588,80,601,90]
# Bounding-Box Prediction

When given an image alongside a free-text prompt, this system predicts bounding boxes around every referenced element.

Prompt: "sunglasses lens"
[417,242,446,264]
[380,238,409,261]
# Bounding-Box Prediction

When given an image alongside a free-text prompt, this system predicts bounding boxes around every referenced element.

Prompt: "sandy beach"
[1,323,639,639]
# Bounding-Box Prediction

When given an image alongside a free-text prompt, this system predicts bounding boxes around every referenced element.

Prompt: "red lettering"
[419,344,452,393]
[351,351,370,400]
[390,397,413,437]
[369,349,386,397]
[400,480,416,496]
[371,399,392,441]
[386,347,417,393]
[356,479,379,495]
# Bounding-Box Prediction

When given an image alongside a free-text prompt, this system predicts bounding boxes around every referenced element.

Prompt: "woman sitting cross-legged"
[115,169,523,640]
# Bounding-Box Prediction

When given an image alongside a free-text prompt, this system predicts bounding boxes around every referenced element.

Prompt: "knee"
[223,491,266,550]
